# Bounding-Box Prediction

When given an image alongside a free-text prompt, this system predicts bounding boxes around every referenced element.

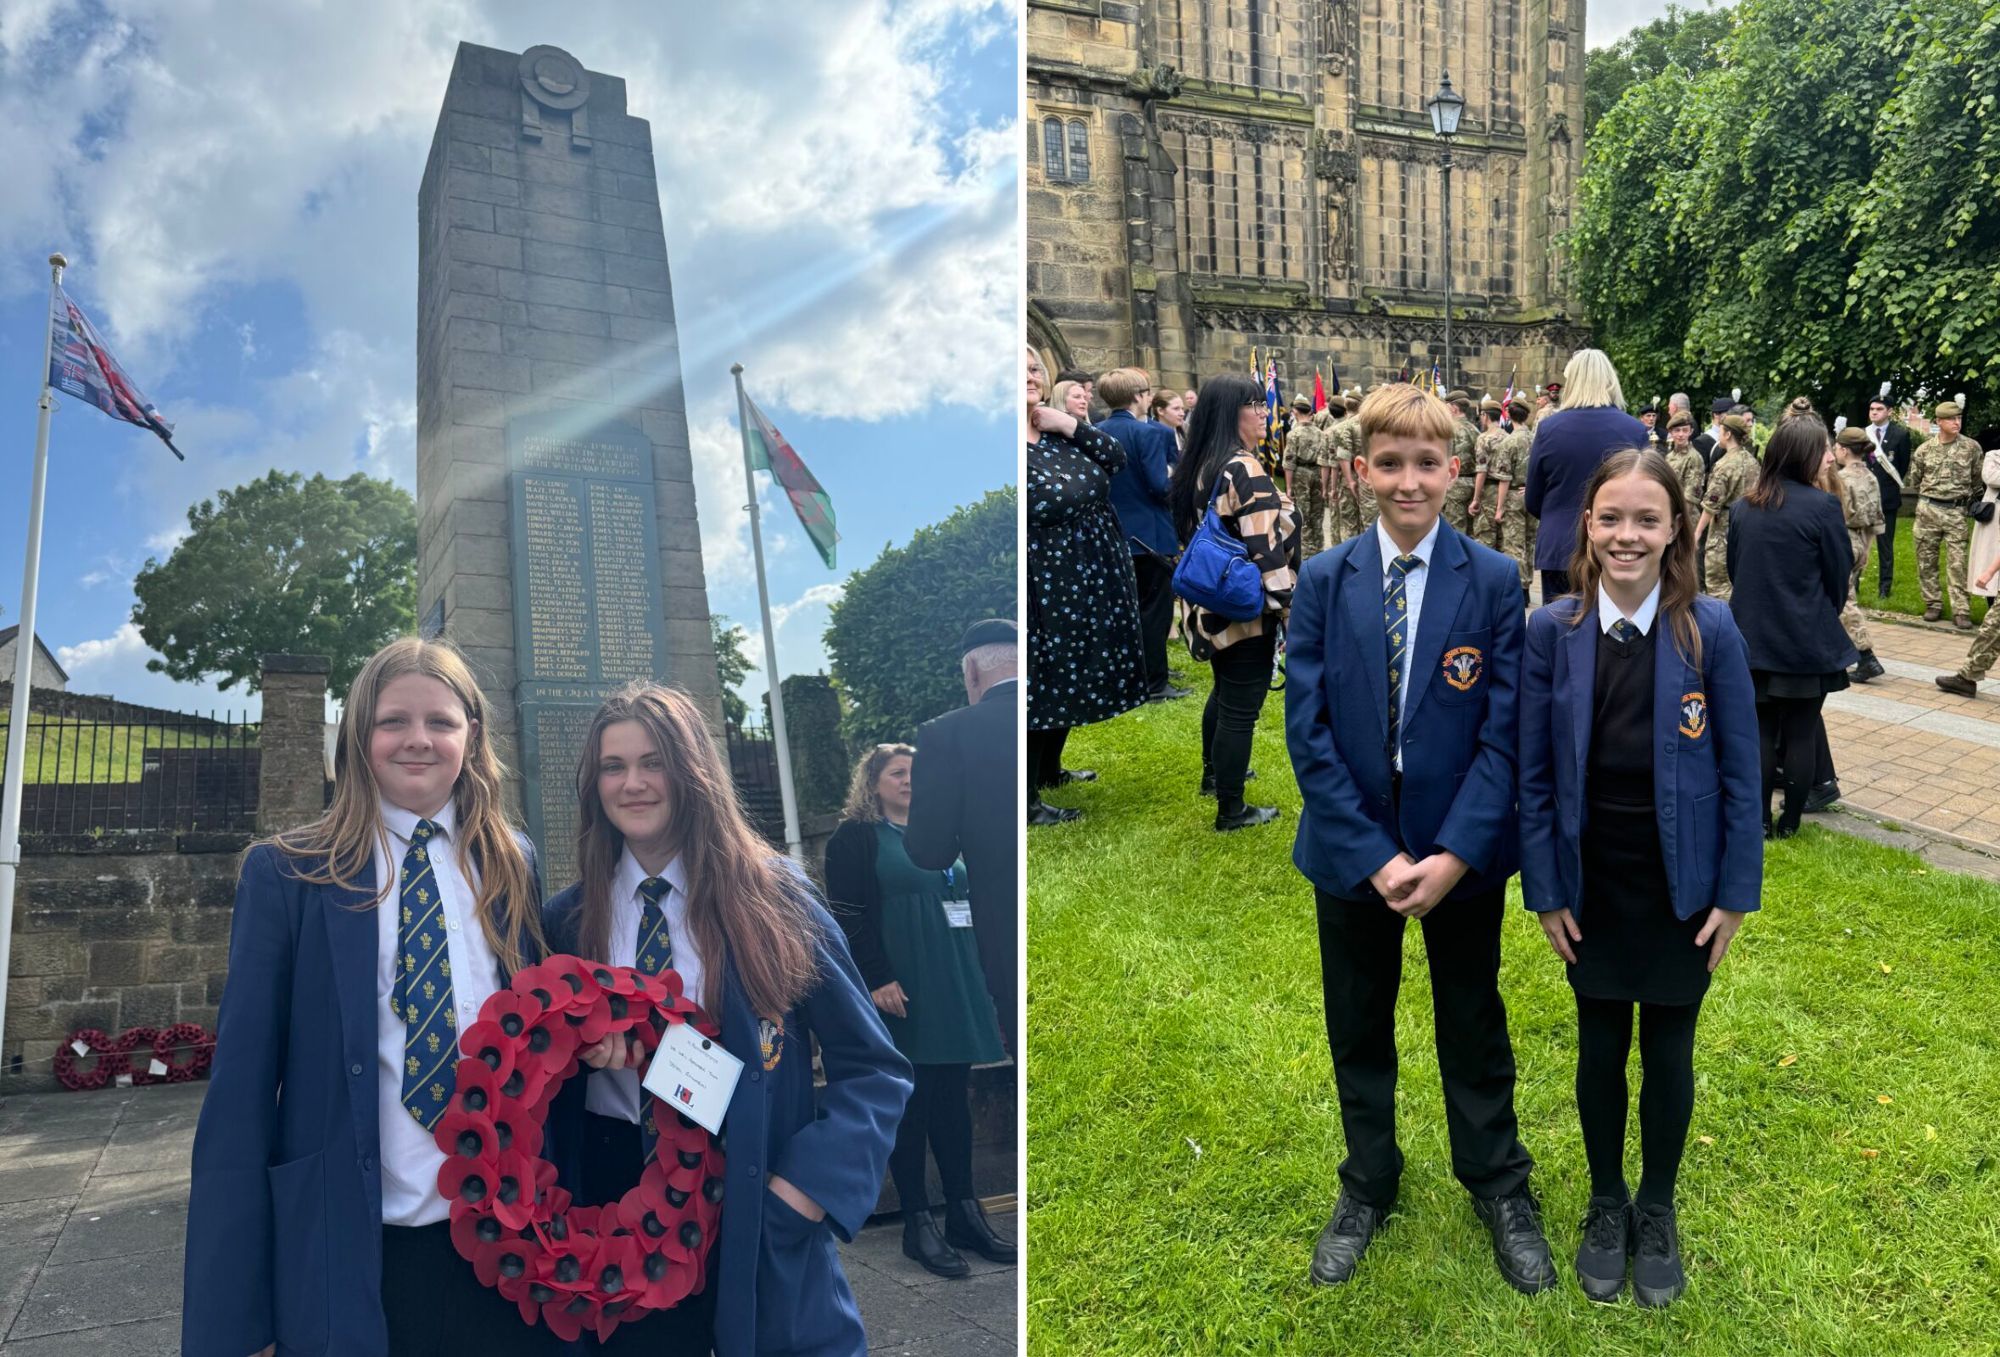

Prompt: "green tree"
[825,487,1016,748]
[711,613,757,732]
[1583,2,1734,139]
[131,470,416,700]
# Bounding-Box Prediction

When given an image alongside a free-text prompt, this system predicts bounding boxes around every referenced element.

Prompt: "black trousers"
[382,1221,555,1357]
[1028,727,1070,792]
[1132,553,1177,692]
[1575,994,1703,1210]
[572,1112,718,1353]
[1541,569,1572,601]
[1200,629,1277,807]
[1757,694,1826,821]
[889,1062,975,1211]
[1314,885,1534,1209]
[1877,502,1900,592]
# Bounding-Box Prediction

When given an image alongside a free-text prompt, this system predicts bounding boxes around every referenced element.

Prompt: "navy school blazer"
[182,838,545,1357]
[1517,595,1764,922]
[540,874,911,1357]
[1285,521,1524,900]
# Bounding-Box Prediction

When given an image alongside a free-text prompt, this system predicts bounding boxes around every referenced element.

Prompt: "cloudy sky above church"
[0,0,1016,716]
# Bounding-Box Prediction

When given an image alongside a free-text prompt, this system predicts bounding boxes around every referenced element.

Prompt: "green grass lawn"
[1858,513,1987,625]
[0,712,252,783]
[1027,642,2000,1356]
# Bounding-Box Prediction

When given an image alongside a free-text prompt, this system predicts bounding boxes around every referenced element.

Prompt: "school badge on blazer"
[1679,692,1709,739]
[758,1016,785,1071]
[1442,645,1485,692]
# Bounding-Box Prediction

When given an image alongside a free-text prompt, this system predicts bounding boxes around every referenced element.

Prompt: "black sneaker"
[1851,651,1885,683]
[1574,1196,1632,1303]
[1470,1189,1557,1294]
[1309,1191,1389,1285]
[1631,1203,1687,1307]
[1803,780,1840,814]
[1146,684,1192,702]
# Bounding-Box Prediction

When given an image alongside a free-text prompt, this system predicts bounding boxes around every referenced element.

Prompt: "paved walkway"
[0,1081,1016,1354]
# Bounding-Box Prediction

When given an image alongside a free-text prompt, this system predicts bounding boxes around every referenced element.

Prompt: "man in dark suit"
[1863,390,1913,596]
[905,618,1019,1053]
[1099,366,1187,702]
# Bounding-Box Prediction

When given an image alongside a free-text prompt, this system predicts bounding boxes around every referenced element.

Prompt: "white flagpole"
[731,363,803,862]
[0,252,68,1077]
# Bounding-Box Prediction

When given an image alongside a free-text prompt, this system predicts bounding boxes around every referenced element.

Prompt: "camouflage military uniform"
[1289,410,1335,562]
[1907,432,1985,620]
[1330,416,1374,539]
[1442,416,1479,535]
[1700,448,1758,601]
[1468,425,1505,551]
[1665,445,1707,514]
[1836,460,1883,654]
[1490,425,1536,591]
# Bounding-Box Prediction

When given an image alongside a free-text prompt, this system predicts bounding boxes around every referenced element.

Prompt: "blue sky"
[0,0,1018,719]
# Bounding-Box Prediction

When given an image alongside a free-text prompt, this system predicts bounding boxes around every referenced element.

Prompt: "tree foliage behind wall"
[825,487,1016,749]
[1573,0,2000,423]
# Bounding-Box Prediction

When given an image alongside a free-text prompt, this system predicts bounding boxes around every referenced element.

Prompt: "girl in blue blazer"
[1519,450,1763,1309]
[542,682,911,1357]
[183,638,551,1357]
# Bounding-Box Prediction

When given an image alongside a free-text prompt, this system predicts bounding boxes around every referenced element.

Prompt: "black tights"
[1758,694,1825,826]
[1574,994,1703,1209]
[889,1062,975,1212]
[1028,727,1070,793]
[1200,630,1276,808]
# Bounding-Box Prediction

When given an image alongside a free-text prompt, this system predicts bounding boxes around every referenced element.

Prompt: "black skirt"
[1571,798,1712,1006]
[1752,668,1850,701]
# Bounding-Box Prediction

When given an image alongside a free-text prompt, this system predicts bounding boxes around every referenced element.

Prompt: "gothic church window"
[1040,116,1090,183]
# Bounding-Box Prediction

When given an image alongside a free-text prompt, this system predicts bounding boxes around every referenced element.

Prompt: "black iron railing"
[723,720,785,848]
[0,709,260,834]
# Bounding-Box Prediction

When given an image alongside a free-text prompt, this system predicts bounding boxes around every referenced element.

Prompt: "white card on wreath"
[641,1022,744,1136]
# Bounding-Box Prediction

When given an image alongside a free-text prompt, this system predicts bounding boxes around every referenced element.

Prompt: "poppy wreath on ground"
[436,955,725,1344]
[151,1023,213,1082]
[114,1027,163,1084]
[53,1028,127,1091]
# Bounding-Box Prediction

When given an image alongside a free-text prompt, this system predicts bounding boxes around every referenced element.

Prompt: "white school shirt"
[1376,516,1442,771]
[1598,580,1662,637]
[584,848,705,1124]
[373,800,506,1228]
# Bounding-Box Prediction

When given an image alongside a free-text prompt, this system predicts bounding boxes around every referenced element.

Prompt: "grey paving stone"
[842,1263,967,1348]
[46,1174,187,1265]
[0,1144,99,1208]
[870,1327,1016,1357]
[0,1315,179,1355]
[91,1123,192,1180]
[7,1246,180,1339]
[0,1200,71,1342]
[935,1270,1017,1337]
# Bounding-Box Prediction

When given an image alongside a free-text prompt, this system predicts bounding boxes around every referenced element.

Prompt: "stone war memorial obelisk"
[416,42,721,887]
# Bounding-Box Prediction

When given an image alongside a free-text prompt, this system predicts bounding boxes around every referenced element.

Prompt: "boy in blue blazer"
[1284,384,1553,1294]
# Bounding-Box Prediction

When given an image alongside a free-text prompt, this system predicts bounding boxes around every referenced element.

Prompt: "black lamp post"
[1426,71,1465,391]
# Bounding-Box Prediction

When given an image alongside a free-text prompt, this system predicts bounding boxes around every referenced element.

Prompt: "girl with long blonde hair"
[542,681,909,1356]
[185,636,552,1357]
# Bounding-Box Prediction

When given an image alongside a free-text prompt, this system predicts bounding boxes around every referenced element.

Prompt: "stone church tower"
[1028,0,1591,396]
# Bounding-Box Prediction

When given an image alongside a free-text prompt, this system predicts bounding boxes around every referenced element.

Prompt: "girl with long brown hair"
[1519,451,1763,1308]
[541,681,909,1357]
[185,637,553,1357]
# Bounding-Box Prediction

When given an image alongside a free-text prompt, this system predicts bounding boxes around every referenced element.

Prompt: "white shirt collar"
[380,798,456,845]
[1375,516,1442,576]
[617,844,687,901]
[1598,581,1662,636]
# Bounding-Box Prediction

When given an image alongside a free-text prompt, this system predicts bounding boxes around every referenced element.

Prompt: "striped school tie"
[635,876,673,1160]
[1610,618,1639,643]
[1385,554,1421,753]
[397,820,456,1130]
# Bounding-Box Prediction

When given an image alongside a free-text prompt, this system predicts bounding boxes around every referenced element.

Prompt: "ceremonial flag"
[1313,368,1327,412]
[741,393,838,569]
[47,287,182,460]
[1259,359,1280,469]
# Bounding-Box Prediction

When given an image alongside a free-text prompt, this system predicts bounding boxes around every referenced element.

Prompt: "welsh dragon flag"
[742,393,838,569]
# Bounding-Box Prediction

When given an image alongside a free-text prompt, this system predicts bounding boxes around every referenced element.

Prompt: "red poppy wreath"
[53,1028,127,1091]
[434,955,725,1343]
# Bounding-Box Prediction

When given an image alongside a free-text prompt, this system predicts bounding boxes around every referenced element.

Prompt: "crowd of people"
[1024,341,1986,1306]
[184,623,1021,1356]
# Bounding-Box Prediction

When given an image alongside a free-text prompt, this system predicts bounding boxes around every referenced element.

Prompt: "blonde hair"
[841,743,917,823]
[1558,348,1627,411]
[1356,383,1455,460]
[266,637,542,975]
[570,682,816,1019]
[1097,367,1152,411]
[1049,380,1083,414]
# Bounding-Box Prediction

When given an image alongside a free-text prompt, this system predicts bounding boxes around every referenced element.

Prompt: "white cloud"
[78,569,112,588]
[771,581,846,630]
[54,620,146,673]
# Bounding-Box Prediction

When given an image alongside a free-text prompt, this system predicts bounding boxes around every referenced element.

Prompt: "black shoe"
[1878,585,1893,599]
[1924,603,1944,622]
[1470,1189,1557,1295]
[1215,802,1280,832]
[1851,651,1885,683]
[1803,780,1840,814]
[1771,800,1803,839]
[943,1197,1015,1264]
[1631,1203,1686,1307]
[1937,673,1979,698]
[1028,801,1082,827]
[1146,684,1192,702]
[1309,1192,1389,1285]
[1574,1196,1632,1303]
[903,1209,970,1279]
[1056,768,1098,785]
[1197,768,1256,797]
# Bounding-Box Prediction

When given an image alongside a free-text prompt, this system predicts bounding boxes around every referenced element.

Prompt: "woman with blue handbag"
[1168,373,1300,830]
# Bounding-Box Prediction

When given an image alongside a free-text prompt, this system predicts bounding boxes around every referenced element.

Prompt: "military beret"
[1710,396,1736,416]
[1836,426,1870,449]
[1445,388,1471,403]
[1935,400,1963,420]
[1292,394,1314,412]
[959,618,1016,654]
[1480,396,1503,414]
[1506,395,1532,418]
[1667,411,1694,431]
[1719,413,1753,441]
[1638,400,1659,415]
[1343,393,1362,412]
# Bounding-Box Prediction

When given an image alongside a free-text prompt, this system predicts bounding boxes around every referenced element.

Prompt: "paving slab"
[0,1315,180,1356]
[46,1175,188,1266]
[6,1246,181,1341]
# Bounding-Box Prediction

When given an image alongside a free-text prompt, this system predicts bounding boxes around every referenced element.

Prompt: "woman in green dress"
[826,743,1012,1279]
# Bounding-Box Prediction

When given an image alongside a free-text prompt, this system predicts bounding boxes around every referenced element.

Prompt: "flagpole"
[730,363,803,862]
[0,253,66,1077]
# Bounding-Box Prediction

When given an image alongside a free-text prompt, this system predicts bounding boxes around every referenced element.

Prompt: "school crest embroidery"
[757,1016,785,1071]
[1442,645,1484,692]
[1679,691,1708,740]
